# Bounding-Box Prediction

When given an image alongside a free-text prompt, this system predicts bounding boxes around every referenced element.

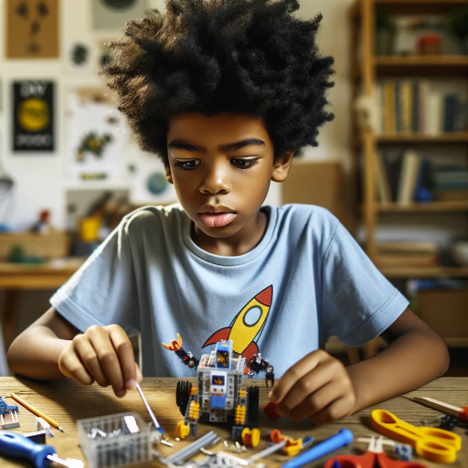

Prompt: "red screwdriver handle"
[459,407,468,423]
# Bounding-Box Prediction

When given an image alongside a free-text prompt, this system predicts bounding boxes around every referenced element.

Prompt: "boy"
[8,0,448,424]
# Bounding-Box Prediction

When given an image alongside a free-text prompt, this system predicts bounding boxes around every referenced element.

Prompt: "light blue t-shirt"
[51,204,408,378]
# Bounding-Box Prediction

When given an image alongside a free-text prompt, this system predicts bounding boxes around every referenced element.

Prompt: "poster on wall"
[128,151,177,205]
[13,80,55,152]
[65,87,128,181]
[92,0,147,31]
[6,0,59,59]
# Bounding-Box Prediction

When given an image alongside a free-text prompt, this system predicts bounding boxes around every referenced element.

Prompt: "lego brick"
[211,395,227,409]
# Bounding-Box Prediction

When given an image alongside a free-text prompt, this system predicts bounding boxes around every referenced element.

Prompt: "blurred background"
[0,0,467,376]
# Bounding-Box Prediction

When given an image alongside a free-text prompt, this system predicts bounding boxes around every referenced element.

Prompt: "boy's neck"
[190,209,268,257]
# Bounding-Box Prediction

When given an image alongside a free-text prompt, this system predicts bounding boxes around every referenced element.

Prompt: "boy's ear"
[271,149,295,183]
[164,163,174,184]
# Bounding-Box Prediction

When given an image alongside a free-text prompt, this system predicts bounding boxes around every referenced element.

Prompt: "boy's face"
[166,112,293,253]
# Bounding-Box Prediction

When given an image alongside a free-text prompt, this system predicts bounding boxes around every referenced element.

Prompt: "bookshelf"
[351,0,468,277]
[350,0,468,351]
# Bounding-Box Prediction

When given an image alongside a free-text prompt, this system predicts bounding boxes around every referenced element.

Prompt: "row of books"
[375,81,468,136]
[374,150,468,204]
[375,242,440,268]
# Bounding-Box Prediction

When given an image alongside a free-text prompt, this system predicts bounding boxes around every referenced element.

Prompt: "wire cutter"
[324,435,428,468]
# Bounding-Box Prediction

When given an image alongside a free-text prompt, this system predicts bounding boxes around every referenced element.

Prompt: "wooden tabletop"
[0,376,466,467]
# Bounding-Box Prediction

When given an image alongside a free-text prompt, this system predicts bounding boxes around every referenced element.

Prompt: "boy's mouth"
[199,212,237,228]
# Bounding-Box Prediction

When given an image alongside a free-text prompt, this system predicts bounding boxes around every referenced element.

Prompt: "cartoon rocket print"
[202,285,272,361]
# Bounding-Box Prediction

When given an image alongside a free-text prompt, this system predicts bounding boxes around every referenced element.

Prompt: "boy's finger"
[289,382,342,422]
[269,350,327,404]
[275,360,337,417]
[309,395,351,425]
[87,326,125,397]
[108,326,137,390]
[59,350,94,386]
[73,335,110,387]
[136,363,143,383]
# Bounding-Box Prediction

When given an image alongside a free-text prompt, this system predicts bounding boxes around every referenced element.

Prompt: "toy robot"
[163,335,274,447]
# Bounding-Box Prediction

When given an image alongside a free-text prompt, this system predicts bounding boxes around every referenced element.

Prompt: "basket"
[77,412,152,468]
[0,231,70,260]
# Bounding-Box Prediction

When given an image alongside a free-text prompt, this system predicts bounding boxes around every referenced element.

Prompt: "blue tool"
[0,431,83,467]
[280,429,353,468]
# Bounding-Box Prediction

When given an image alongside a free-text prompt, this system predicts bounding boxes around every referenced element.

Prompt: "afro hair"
[100,0,335,164]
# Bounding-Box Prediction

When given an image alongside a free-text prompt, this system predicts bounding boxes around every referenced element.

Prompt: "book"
[397,150,421,204]
[377,242,439,254]
[426,90,443,135]
[411,81,419,133]
[385,153,403,202]
[418,81,429,134]
[374,151,392,203]
[443,93,457,133]
[376,253,440,267]
[395,81,401,133]
[384,82,396,135]
[401,81,413,133]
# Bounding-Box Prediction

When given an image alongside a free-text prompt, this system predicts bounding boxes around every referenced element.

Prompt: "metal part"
[159,431,218,465]
[249,440,286,462]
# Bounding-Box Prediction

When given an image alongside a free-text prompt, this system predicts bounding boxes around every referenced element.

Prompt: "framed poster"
[6,0,59,59]
[65,87,128,181]
[13,80,55,152]
[92,0,147,31]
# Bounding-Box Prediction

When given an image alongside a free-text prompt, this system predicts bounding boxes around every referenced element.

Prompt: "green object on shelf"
[447,6,468,54]
[8,244,45,264]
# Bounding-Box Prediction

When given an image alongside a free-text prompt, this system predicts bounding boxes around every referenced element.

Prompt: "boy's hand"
[268,350,357,424]
[58,324,142,398]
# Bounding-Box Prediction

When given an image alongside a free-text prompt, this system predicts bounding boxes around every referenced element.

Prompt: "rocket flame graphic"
[202,285,272,361]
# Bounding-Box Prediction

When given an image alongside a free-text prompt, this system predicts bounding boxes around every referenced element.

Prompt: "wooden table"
[0,377,466,467]
[0,260,82,349]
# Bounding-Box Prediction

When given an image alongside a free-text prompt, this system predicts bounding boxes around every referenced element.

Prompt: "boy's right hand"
[58,324,142,398]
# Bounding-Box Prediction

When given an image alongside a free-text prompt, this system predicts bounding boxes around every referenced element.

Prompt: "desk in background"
[0,377,466,467]
[0,260,83,350]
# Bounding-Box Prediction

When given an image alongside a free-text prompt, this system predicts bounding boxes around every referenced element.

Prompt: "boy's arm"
[269,308,449,423]
[7,307,79,380]
[7,307,142,398]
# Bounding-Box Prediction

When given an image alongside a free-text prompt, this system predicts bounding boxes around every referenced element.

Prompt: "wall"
[0,0,353,230]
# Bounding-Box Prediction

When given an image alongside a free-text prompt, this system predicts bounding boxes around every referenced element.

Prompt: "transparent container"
[77,412,152,468]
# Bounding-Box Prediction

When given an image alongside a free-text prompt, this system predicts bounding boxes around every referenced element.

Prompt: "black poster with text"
[13,80,55,152]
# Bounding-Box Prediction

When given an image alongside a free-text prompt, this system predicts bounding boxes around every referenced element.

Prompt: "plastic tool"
[280,429,353,468]
[413,397,468,423]
[135,383,164,434]
[370,409,461,464]
[0,431,83,468]
[324,435,427,468]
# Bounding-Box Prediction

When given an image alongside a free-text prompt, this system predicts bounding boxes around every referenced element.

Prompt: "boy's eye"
[175,160,200,170]
[231,158,258,169]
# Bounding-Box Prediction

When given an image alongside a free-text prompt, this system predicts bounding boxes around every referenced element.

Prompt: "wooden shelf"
[376,133,468,144]
[374,55,468,77]
[380,266,468,278]
[377,201,468,212]
[375,0,468,14]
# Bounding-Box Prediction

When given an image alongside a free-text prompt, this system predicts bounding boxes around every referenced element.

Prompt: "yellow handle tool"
[370,409,461,464]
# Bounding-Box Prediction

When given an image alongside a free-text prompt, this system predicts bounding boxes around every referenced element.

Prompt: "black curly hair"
[100,0,335,164]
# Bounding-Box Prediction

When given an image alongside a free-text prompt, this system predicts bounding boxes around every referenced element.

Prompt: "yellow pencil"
[10,392,64,432]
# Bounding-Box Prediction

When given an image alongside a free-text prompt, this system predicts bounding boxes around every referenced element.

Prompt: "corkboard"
[6,0,59,59]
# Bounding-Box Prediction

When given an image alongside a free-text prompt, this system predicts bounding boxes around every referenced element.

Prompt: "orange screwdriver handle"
[459,407,468,423]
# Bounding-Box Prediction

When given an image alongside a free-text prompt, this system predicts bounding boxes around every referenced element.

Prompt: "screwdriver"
[0,431,83,468]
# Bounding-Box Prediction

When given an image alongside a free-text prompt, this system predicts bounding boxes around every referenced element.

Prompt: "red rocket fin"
[255,285,272,306]
[202,327,231,348]
[242,342,259,362]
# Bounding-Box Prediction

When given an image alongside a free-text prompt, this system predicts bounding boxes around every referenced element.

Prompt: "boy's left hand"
[268,349,357,424]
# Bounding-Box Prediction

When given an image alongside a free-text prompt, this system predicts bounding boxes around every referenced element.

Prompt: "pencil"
[10,392,64,432]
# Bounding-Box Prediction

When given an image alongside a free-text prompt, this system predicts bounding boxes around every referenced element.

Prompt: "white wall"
[0,0,353,230]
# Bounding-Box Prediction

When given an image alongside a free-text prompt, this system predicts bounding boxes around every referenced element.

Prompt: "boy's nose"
[199,165,231,195]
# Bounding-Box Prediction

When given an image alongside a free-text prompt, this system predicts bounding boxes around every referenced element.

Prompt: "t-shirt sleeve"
[321,219,409,347]
[50,218,140,335]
